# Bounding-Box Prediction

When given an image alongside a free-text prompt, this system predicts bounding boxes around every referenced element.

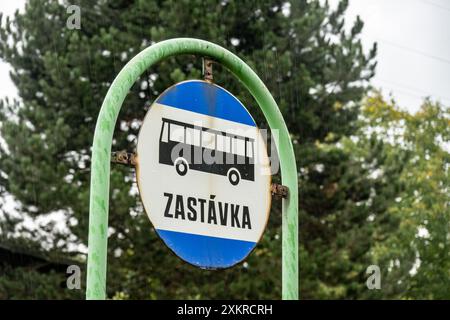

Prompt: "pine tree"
[0,0,376,298]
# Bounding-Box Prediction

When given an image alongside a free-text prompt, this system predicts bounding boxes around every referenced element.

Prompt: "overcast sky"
[333,0,450,112]
[1,0,449,113]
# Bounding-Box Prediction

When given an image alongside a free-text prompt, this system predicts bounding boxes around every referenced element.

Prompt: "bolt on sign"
[136,80,271,269]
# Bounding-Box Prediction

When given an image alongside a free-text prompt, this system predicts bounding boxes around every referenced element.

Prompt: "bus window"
[233,138,245,157]
[224,136,231,153]
[161,121,169,143]
[216,134,224,152]
[246,140,254,158]
[186,127,200,146]
[193,128,201,146]
[216,134,226,152]
[170,123,184,143]
[202,131,216,150]
[231,137,237,154]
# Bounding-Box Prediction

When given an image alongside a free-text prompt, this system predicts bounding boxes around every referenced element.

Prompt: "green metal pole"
[86,38,298,300]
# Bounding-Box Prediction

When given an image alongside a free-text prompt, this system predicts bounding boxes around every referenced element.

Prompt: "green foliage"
[0,0,376,299]
[0,266,83,300]
[357,94,450,299]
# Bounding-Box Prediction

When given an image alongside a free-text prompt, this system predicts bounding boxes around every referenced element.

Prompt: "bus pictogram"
[159,117,255,185]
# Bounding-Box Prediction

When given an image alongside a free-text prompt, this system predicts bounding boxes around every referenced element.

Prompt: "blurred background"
[0,0,448,299]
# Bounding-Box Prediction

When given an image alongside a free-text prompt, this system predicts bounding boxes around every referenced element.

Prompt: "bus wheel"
[227,169,240,186]
[174,158,188,176]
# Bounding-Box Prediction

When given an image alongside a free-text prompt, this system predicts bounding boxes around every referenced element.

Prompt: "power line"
[369,35,450,66]
[376,78,450,103]
[418,0,450,13]
[372,79,450,104]
[373,83,431,102]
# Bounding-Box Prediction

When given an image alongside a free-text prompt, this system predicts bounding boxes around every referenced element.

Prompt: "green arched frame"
[86,38,298,300]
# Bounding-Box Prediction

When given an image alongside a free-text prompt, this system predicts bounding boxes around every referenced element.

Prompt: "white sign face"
[136,80,271,269]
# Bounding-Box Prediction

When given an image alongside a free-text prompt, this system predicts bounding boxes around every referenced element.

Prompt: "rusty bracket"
[271,183,289,199]
[111,150,137,166]
[202,58,213,82]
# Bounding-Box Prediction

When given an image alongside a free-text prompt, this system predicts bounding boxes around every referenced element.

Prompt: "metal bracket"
[271,183,289,199]
[202,58,213,82]
[111,150,137,166]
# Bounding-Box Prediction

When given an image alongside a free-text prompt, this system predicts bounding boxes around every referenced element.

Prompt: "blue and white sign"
[136,80,271,269]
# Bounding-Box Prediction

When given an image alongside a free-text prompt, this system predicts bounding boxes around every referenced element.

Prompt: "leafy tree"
[0,0,376,299]
[352,94,449,299]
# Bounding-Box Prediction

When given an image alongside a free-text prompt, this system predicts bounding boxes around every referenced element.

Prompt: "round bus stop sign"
[136,80,271,269]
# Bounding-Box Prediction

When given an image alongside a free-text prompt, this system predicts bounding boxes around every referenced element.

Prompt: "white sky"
[333,0,450,112]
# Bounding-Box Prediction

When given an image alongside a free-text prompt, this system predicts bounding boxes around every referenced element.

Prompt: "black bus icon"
[159,117,255,185]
